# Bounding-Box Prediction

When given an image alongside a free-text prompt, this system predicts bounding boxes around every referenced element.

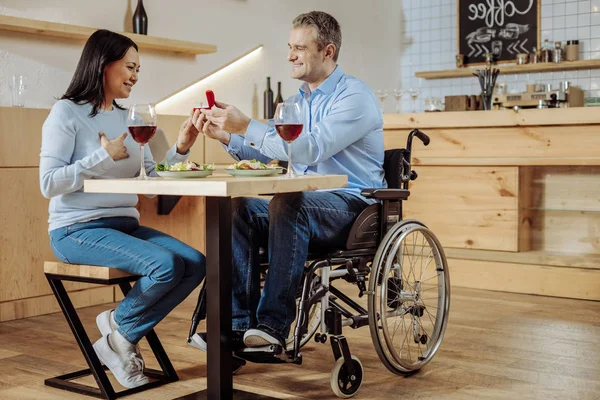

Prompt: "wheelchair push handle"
[408,129,430,149]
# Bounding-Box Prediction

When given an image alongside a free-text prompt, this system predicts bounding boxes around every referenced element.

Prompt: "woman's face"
[103,46,140,101]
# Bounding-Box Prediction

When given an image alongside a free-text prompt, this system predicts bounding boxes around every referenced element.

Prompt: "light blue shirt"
[226,66,386,199]
[40,100,188,231]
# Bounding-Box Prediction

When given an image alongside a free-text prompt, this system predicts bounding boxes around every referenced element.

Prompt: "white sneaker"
[96,310,119,337]
[93,335,150,389]
[243,328,285,348]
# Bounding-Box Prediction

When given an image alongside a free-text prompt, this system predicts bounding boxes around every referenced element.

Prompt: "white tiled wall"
[386,0,600,113]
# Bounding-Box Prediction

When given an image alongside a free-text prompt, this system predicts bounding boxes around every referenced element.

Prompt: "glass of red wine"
[127,103,157,180]
[274,101,303,178]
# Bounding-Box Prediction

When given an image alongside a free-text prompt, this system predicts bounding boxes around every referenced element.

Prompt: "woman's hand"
[176,109,203,154]
[99,132,129,161]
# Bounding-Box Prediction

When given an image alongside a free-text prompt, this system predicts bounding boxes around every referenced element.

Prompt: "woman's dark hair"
[61,29,138,117]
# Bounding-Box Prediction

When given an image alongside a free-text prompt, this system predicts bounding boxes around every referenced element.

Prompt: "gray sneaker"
[93,335,149,389]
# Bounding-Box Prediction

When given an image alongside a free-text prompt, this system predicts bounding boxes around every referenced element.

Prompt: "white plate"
[156,170,213,179]
[225,168,283,177]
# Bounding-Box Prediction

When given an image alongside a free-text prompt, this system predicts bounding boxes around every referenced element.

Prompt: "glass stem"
[140,144,147,179]
[287,141,294,178]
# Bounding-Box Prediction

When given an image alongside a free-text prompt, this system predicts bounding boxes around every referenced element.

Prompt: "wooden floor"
[1,283,600,399]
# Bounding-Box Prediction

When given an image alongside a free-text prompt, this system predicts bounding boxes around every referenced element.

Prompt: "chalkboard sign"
[458,0,540,65]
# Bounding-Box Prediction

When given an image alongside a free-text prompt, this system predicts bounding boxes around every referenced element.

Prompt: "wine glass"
[393,88,404,113]
[274,100,303,179]
[127,104,157,180]
[408,88,420,112]
[375,89,389,112]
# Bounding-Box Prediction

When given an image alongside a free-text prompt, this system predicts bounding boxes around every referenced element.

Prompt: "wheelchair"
[188,129,450,398]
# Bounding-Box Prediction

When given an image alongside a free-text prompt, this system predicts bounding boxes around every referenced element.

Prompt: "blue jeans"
[231,191,369,337]
[49,217,205,344]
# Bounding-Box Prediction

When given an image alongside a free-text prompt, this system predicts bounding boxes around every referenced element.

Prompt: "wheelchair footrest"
[234,344,288,364]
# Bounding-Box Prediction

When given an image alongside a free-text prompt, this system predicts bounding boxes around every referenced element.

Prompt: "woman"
[40,29,205,388]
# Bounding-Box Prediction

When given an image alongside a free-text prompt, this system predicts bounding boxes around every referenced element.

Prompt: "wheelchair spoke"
[369,222,450,374]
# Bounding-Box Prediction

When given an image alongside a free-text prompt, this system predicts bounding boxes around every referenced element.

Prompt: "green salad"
[155,161,215,172]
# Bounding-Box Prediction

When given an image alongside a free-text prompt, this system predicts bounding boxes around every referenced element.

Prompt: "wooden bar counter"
[1,107,599,322]
[383,108,600,301]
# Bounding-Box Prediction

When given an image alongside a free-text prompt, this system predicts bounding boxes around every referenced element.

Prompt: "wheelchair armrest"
[361,188,410,200]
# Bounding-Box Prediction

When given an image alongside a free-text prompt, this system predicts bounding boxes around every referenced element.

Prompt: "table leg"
[182,197,280,400]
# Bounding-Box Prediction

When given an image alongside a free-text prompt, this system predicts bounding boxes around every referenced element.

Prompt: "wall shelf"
[415,59,600,80]
[0,15,216,55]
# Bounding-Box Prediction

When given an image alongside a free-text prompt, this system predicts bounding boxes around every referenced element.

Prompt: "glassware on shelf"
[393,88,404,113]
[9,75,26,107]
[408,88,420,112]
[375,89,389,112]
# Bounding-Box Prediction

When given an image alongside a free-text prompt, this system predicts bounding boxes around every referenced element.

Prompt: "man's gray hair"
[292,11,342,62]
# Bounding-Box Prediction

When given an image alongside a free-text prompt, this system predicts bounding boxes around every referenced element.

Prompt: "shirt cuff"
[225,133,244,153]
[166,144,189,163]
[243,119,269,150]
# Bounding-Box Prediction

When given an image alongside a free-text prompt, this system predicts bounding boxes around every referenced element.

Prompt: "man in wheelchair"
[195,10,450,398]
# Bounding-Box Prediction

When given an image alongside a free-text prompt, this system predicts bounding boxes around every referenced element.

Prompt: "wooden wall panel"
[0,108,204,168]
[204,135,235,165]
[385,125,600,166]
[0,107,49,167]
[449,258,600,301]
[404,166,520,251]
[0,169,95,302]
[0,286,113,322]
[137,196,206,254]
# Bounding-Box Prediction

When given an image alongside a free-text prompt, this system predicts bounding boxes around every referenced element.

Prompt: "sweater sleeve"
[39,102,116,199]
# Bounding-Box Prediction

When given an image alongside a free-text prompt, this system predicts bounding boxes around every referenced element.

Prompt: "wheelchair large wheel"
[368,220,450,374]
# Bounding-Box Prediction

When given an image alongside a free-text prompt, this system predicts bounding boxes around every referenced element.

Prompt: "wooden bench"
[43,261,178,399]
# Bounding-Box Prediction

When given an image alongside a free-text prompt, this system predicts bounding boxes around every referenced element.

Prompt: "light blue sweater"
[40,100,187,231]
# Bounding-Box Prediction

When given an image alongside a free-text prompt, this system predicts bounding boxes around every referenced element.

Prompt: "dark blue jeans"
[231,191,369,337]
[49,217,206,344]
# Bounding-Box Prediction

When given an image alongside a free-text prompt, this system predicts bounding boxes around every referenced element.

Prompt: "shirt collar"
[299,65,344,97]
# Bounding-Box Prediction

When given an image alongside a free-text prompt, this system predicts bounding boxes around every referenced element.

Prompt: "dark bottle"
[264,77,274,119]
[133,0,148,35]
[274,81,284,109]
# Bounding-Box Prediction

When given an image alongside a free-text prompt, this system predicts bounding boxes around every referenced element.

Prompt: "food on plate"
[228,159,280,170]
[155,161,215,172]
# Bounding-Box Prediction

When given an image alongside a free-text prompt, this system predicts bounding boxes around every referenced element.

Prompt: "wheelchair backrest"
[344,149,405,250]
[383,148,407,190]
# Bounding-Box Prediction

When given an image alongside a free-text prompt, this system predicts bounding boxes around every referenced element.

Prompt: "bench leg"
[44,276,178,399]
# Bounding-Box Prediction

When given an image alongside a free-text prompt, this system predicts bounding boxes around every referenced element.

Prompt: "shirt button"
[250,142,255,147]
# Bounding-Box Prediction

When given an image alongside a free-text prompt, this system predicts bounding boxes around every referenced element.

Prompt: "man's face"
[287,27,327,84]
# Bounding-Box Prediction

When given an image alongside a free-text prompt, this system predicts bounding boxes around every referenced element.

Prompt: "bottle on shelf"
[540,39,552,63]
[553,41,564,63]
[133,0,148,35]
[264,77,274,119]
[530,46,539,64]
[274,81,284,110]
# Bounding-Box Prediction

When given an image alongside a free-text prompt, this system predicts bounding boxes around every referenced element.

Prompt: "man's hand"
[99,132,129,161]
[201,100,251,134]
[201,119,231,145]
[176,109,203,154]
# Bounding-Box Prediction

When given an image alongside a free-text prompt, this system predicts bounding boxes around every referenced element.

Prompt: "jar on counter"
[566,40,579,61]
[553,41,564,63]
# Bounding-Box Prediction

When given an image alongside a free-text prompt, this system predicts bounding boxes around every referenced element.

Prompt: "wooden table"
[84,173,348,399]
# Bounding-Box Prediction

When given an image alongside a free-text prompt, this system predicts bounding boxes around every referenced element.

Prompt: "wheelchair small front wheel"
[368,220,450,375]
[330,355,363,398]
